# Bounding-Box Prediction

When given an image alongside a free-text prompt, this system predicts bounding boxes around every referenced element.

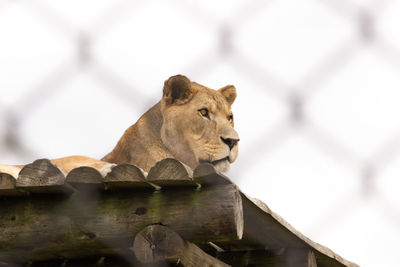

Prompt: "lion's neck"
[102,102,174,172]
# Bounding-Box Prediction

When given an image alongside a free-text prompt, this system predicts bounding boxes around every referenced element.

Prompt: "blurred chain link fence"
[1,0,400,266]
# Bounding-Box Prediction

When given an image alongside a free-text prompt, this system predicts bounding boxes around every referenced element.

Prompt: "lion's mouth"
[200,156,229,166]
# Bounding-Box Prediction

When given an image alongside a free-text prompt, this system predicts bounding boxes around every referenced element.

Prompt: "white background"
[1,0,400,266]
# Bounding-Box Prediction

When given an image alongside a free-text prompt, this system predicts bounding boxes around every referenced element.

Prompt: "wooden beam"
[215,248,317,267]
[11,255,139,267]
[0,184,243,263]
[133,224,229,266]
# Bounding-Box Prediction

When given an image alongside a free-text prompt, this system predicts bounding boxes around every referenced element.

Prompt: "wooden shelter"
[0,158,358,267]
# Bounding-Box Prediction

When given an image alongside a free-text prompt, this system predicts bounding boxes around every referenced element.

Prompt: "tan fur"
[50,156,113,174]
[0,75,239,175]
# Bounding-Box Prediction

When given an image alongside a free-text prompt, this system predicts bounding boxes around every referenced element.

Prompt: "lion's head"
[160,75,239,172]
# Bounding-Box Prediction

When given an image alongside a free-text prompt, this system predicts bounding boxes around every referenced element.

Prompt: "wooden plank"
[15,159,72,194]
[66,166,104,191]
[133,224,229,266]
[104,164,153,190]
[193,163,232,186]
[147,158,197,187]
[0,184,243,263]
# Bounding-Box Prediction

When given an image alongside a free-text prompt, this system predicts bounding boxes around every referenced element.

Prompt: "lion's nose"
[221,137,239,150]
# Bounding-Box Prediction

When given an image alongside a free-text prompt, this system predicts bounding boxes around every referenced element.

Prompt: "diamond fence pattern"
[1,0,400,266]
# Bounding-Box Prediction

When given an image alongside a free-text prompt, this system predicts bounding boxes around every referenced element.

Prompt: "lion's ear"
[219,85,236,106]
[163,75,193,105]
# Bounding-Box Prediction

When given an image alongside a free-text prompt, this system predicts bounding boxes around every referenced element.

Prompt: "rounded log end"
[16,159,65,189]
[133,225,185,263]
[147,159,195,187]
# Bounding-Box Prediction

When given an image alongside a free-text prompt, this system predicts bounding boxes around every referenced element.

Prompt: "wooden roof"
[0,158,358,267]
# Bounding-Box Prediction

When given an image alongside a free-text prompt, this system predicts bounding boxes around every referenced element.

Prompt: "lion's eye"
[198,108,210,119]
[228,114,233,122]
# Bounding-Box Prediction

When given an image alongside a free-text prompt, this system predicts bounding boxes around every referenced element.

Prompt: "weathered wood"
[0,184,243,263]
[133,225,229,266]
[66,167,104,190]
[0,158,358,267]
[104,164,153,189]
[17,255,138,267]
[0,173,21,196]
[193,163,232,186]
[147,158,196,187]
[15,159,71,194]
[215,248,317,267]
[181,242,230,267]
[215,249,284,266]
[239,194,304,249]
[308,250,318,267]
[313,250,351,267]
[133,224,185,263]
[281,249,318,267]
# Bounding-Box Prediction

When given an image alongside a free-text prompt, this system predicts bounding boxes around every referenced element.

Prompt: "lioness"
[0,75,239,174]
[102,74,239,172]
